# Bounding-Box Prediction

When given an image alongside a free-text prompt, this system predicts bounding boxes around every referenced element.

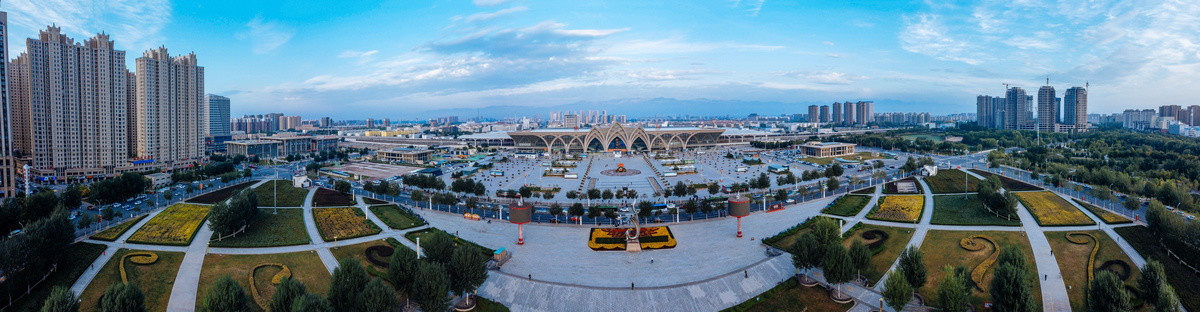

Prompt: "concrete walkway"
[69,206,169,296]
[298,187,339,272]
[165,223,215,311]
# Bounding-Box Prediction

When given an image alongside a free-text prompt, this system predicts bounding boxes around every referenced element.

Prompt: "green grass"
[90,214,148,241]
[1072,198,1133,224]
[369,204,427,230]
[918,230,1041,311]
[901,134,944,142]
[719,277,853,312]
[78,249,185,312]
[821,195,871,217]
[405,228,494,258]
[841,224,916,286]
[331,239,408,280]
[197,251,333,310]
[474,296,511,312]
[208,209,311,247]
[763,216,834,251]
[922,169,982,194]
[1044,230,1144,312]
[254,180,310,207]
[1114,226,1200,311]
[930,194,1021,226]
[798,152,890,166]
[3,242,106,312]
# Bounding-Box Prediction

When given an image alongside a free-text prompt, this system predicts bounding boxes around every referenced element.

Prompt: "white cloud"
[339,50,379,65]
[825,53,843,58]
[237,16,294,54]
[465,6,528,22]
[822,41,834,46]
[899,13,982,65]
[783,71,866,85]
[4,0,171,52]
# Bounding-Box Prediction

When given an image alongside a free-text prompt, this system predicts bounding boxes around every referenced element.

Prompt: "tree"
[1138,260,1166,309]
[163,192,173,201]
[825,164,844,178]
[790,233,819,282]
[810,217,841,249]
[569,203,585,220]
[601,189,614,200]
[328,259,368,311]
[290,293,332,312]
[77,214,93,229]
[269,277,308,312]
[708,182,720,194]
[990,262,1037,312]
[588,188,601,199]
[937,267,971,312]
[897,246,928,289]
[360,278,397,312]
[587,206,602,219]
[387,246,419,295]
[199,275,252,312]
[826,177,840,192]
[548,203,563,221]
[41,286,78,312]
[1156,284,1182,312]
[412,261,450,312]
[823,243,853,298]
[775,189,788,202]
[637,201,653,219]
[333,180,351,194]
[673,182,687,197]
[411,190,426,202]
[99,283,146,312]
[541,191,553,200]
[423,233,457,265]
[565,190,578,199]
[848,239,871,280]
[1123,196,1142,212]
[61,185,84,209]
[882,271,912,312]
[683,199,698,214]
[1087,270,1130,312]
[448,246,489,305]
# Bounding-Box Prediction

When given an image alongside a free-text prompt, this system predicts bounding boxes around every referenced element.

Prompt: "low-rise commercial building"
[225,140,281,158]
[376,148,434,164]
[799,141,856,158]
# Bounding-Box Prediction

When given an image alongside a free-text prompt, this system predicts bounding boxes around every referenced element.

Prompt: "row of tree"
[450,179,487,195]
[0,209,74,307]
[88,173,151,205]
[207,189,260,237]
[977,176,1018,218]
[402,174,446,190]
[363,180,402,197]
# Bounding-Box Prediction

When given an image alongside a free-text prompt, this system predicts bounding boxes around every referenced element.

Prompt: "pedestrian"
[745,270,748,278]
[631,282,635,289]
[529,274,532,280]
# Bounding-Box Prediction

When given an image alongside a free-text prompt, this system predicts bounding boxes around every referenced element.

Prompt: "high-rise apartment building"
[279,116,302,130]
[819,105,830,123]
[134,47,204,168]
[1159,105,1182,120]
[205,94,230,137]
[1063,87,1087,131]
[807,105,819,123]
[856,101,874,124]
[1037,85,1057,132]
[831,102,842,123]
[13,27,131,181]
[0,11,13,197]
[563,114,579,128]
[842,102,855,124]
[1186,106,1200,126]
[1005,87,1031,130]
[976,95,992,128]
[366,118,375,128]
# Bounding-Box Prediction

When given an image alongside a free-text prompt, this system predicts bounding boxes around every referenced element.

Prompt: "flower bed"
[1014,191,1095,226]
[127,204,211,246]
[1071,198,1132,224]
[867,195,924,223]
[312,188,356,207]
[588,226,676,251]
[90,214,148,241]
[313,207,381,241]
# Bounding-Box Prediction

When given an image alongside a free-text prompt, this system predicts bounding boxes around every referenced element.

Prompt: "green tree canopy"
[882,271,912,312]
[41,286,78,312]
[199,275,252,312]
[328,259,369,311]
[99,283,146,312]
[897,246,928,289]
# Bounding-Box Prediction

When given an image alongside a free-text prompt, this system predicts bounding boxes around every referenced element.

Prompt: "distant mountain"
[416,97,943,120]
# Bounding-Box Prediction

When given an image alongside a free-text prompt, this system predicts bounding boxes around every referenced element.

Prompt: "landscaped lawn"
[1014,191,1095,226]
[90,214,148,241]
[312,188,356,207]
[841,224,916,286]
[1071,198,1132,224]
[4,242,106,312]
[922,170,982,194]
[798,152,890,166]
[821,195,871,217]
[968,169,1043,191]
[369,204,427,230]
[405,227,494,258]
[930,194,1021,226]
[1044,230,1144,312]
[127,203,211,246]
[208,208,311,247]
[474,296,512,312]
[331,239,410,280]
[719,277,853,312]
[866,195,924,223]
[1115,226,1200,311]
[254,180,310,207]
[850,186,876,194]
[901,134,944,142]
[187,181,257,204]
[883,177,924,194]
[78,249,185,312]
[313,207,381,241]
[917,230,1041,311]
[762,216,837,251]
[197,251,332,310]
[364,197,388,205]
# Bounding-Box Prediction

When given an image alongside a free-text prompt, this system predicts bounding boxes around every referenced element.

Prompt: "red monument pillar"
[509,200,533,245]
[728,196,751,237]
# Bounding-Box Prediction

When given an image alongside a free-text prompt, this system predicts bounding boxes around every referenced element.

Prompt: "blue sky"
[5,0,1198,119]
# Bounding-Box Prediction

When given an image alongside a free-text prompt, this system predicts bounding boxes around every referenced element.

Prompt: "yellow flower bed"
[313,207,380,241]
[868,195,924,223]
[588,226,677,251]
[1014,191,1095,226]
[127,204,211,246]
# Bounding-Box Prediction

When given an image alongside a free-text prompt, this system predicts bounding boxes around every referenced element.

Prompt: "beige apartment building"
[134,47,205,169]
[10,27,133,181]
[0,12,14,196]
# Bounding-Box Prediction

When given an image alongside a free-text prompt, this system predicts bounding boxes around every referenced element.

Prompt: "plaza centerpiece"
[588,226,677,251]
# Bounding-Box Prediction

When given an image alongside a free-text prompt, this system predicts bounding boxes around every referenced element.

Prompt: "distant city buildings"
[978,83,1087,133]
[206,94,231,137]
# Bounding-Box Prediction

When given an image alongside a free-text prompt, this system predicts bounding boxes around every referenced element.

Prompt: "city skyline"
[3,1,1196,118]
